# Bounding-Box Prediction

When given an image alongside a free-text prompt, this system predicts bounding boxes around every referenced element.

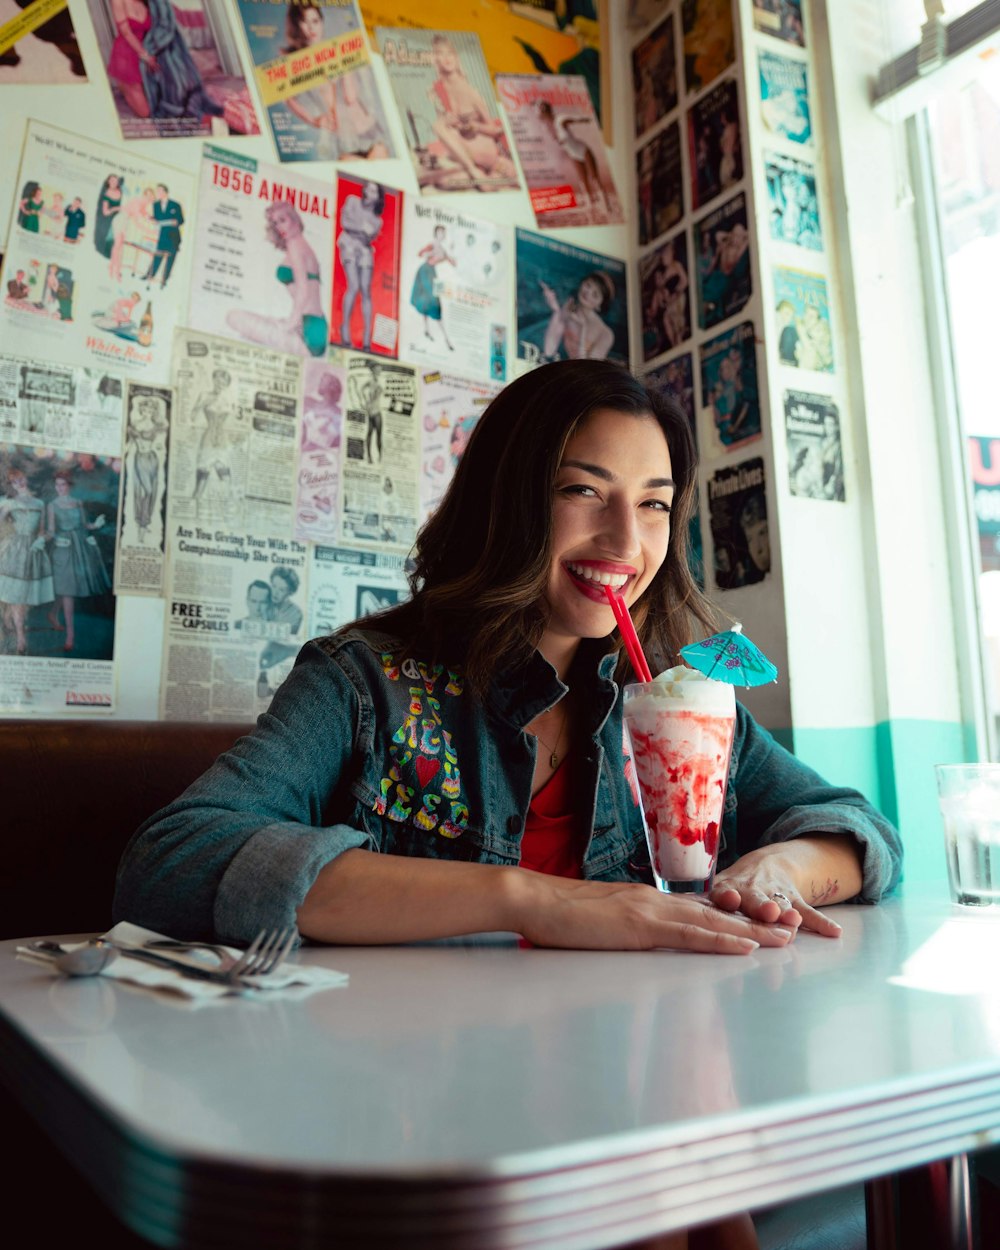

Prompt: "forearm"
[782,833,864,905]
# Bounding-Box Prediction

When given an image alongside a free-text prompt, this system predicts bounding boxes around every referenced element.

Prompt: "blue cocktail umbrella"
[679,624,778,687]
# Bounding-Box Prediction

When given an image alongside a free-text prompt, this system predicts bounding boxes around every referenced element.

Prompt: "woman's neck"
[536,634,581,684]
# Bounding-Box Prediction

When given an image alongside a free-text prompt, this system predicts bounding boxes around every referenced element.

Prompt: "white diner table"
[2,885,1000,1248]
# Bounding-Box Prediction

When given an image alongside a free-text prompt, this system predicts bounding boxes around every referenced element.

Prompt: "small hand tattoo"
[810,878,839,905]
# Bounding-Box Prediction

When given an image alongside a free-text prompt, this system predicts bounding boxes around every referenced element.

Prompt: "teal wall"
[788,719,976,885]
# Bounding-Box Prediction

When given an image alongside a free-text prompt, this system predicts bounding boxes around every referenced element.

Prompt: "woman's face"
[433,40,458,73]
[270,573,290,604]
[742,515,769,571]
[362,182,379,207]
[577,278,604,311]
[300,6,324,44]
[10,473,29,495]
[541,408,674,653]
[271,204,302,240]
[54,477,70,496]
[108,175,120,191]
[212,369,231,390]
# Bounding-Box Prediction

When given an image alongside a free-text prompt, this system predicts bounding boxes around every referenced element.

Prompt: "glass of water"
[935,764,1000,907]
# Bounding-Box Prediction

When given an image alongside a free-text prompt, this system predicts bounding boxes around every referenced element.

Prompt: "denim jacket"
[113,629,903,944]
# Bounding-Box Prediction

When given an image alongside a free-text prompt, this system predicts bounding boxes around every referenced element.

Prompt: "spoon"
[28,939,119,976]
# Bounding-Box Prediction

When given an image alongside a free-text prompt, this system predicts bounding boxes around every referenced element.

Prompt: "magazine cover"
[1,120,193,379]
[631,14,676,138]
[774,266,833,372]
[646,352,695,437]
[681,0,734,95]
[497,73,622,228]
[699,321,761,458]
[187,146,334,360]
[236,0,392,164]
[765,152,821,250]
[361,0,609,138]
[377,27,519,195]
[694,192,751,331]
[637,121,682,247]
[708,456,769,590]
[752,0,805,47]
[332,173,402,357]
[639,229,690,363]
[0,0,86,82]
[85,0,258,140]
[419,369,501,522]
[399,202,511,379]
[688,77,742,211]
[759,49,811,144]
[784,390,844,501]
[515,228,628,369]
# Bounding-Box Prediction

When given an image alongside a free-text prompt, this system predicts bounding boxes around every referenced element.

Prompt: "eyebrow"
[560,459,675,490]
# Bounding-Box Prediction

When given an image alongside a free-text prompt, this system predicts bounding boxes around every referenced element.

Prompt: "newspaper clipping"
[307,542,408,636]
[2,120,194,380]
[296,355,345,545]
[340,353,419,553]
[187,145,335,360]
[399,200,511,380]
[0,352,124,455]
[115,380,171,595]
[419,369,501,523]
[784,390,844,501]
[169,328,302,534]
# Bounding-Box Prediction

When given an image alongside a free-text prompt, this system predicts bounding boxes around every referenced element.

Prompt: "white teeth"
[567,562,630,589]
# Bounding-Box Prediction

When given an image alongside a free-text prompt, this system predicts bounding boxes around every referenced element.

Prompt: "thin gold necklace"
[532,714,567,770]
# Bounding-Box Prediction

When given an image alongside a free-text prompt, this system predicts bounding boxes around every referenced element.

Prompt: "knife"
[27,939,251,987]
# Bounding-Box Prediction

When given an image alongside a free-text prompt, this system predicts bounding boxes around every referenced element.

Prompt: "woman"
[541,271,616,361]
[0,469,54,656]
[108,0,156,121]
[337,181,384,352]
[141,0,223,125]
[190,368,241,517]
[46,472,111,652]
[426,34,515,188]
[17,182,43,233]
[94,174,123,260]
[410,225,455,350]
[536,99,609,218]
[109,184,155,285]
[226,202,328,359]
[127,393,168,542]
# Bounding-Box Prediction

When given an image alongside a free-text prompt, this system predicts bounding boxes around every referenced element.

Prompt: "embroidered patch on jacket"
[376,654,469,837]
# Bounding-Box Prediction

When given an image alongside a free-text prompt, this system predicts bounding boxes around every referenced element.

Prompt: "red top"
[519,756,583,880]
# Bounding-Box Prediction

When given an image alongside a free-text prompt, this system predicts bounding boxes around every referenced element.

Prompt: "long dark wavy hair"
[346,360,718,693]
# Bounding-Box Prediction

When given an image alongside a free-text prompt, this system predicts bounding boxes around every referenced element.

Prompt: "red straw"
[604,585,653,682]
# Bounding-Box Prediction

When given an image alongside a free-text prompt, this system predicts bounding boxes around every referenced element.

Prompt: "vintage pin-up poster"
[295,355,345,545]
[362,0,609,138]
[497,73,622,228]
[237,0,392,164]
[694,192,751,331]
[85,0,258,140]
[752,0,805,47]
[681,0,734,95]
[646,352,695,436]
[0,0,86,82]
[639,229,690,363]
[187,145,334,361]
[631,13,676,138]
[377,27,519,195]
[115,380,172,595]
[419,369,501,522]
[765,152,821,250]
[515,228,628,370]
[688,77,742,211]
[699,320,761,457]
[759,49,811,144]
[399,201,511,380]
[1,120,193,379]
[774,266,833,373]
[785,390,844,501]
[332,173,402,357]
[708,456,770,590]
[637,120,682,248]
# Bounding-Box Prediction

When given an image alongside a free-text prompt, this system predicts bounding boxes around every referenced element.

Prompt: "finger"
[708,882,743,912]
[660,923,762,955]
[795,903,843,938]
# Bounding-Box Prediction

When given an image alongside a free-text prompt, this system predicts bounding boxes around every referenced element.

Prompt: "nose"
[596,496,642,561]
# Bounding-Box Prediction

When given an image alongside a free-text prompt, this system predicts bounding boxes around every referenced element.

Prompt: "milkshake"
[622,665,736,893]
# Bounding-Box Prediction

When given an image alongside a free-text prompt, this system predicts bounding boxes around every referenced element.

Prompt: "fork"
[226,927,298,980]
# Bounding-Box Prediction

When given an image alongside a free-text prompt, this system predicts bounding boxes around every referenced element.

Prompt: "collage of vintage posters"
[514,228,628,370]
[361,0,608,136]
[115,380,171,595]
[295,355,344,545]
[694,192,751,330]
[85,0,259,141]
[0,0,86,82]
[377,27,519,195]
[784,390,844,501]
[765,152,821,250]
[631,14,676,138]
[752,0,805,47]
[637,120,682,248]
[331,173,402,357]
[418,369,501,522]
[681,0,734,94]
[399,201,511,380]
[774,267,833,372]
[0,352,123,454]
[759,49,812,145]
[700,321,761,458]
[187,145,334,360]
[340,353,419,552]
[640,229,690,363]
[688,77,742,210]
[708,457,770,590]
[307,542,407,637]
[236,0,392,164]
[2,121,194,379]
[497,73,623,229]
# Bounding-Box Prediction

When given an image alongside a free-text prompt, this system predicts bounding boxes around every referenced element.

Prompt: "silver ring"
[770,892,791,906]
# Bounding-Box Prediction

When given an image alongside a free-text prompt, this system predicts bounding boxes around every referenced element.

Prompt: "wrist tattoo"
[811,878,839,905]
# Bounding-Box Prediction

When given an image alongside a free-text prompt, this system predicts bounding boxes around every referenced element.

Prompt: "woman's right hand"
[539,280,559,313]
